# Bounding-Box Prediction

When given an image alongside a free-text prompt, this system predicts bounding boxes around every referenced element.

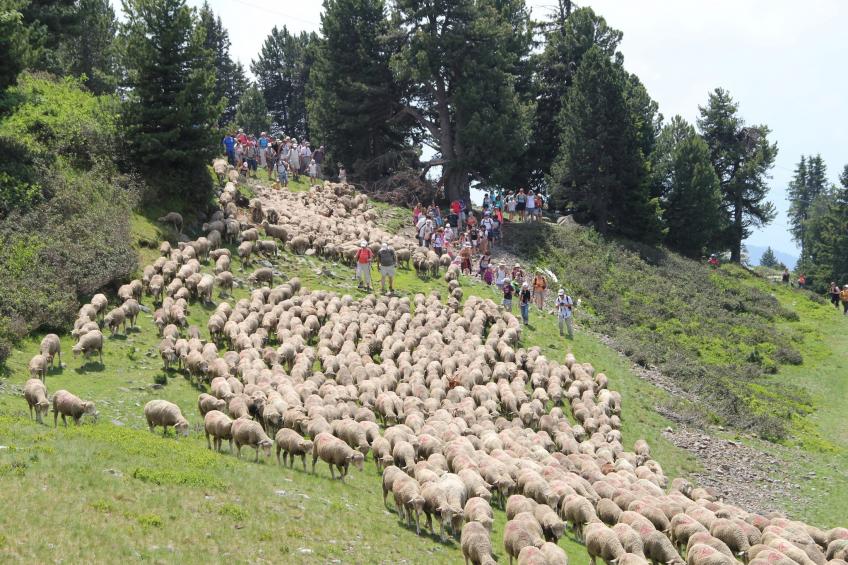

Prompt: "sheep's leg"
[162,425,168,437]
[53,410,58,427]
[254,447,259,463]
[329,464,335,480]
[62,414,68,427]
[300,455,307,471]
[28,404,33,420]
[206,431,212,450]
[275,447,281,466]
[311,455,317,474]
[236,444,242,458]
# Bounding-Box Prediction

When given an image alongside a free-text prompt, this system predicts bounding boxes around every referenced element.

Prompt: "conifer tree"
[759,246,779,268]
[235,85,270,136]
[198,1,246,125]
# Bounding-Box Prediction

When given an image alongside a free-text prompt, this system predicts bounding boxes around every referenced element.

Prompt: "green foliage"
[760,246,779,268]
[0,0,30,91]
[697,88,778,262]
[652,115,722,257]
[251,25,316,139]
[198,1,246,126]
[308,0,413,181]
[551,46,660,240]
[120,0,221,205]
[390,0,533,201]
[234,84,271,137]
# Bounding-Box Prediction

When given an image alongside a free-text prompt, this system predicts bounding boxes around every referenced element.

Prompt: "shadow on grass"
[74,361,105,373]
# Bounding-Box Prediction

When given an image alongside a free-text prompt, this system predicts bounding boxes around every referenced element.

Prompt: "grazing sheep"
[710,518,751,557]
[540,542,568,565]
[52,389,97,427]
[24,378,50,424]
[643,530,685,565]
[392,473,426,535]
[72,330,103,364]
[232,417,273,462]
[585,522,626,565]
[504,516,546,565]
[122,299,140,328]
[534,503,566,542]
[275,428,314,470]
[461,520,497,565]
[28,354,48,381]
[158,212,183,233]
[144,400,190,437]
[40,334,61,369]
[686,544,737,565]
[204,410,234,452]
[311,432,365,480]
[197,393,227,416]
[104,307,127,336]
[465,497,494,532]
[248,267,274,287]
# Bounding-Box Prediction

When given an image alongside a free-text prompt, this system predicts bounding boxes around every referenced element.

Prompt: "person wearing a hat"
[555,288,575,339]
[378,242,397,294]
[502,277,514,313]
[532,269,547,310]
[258,132,269,169]
[829,282,841,308]
[511,263,524,285]
[840,285,848,315]
[459,242,473,275]
[494,263,507,289]
[355,240,374,291]
[519,281,533,325]
[312,145,325,178]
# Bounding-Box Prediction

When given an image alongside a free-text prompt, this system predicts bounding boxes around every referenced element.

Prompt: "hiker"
[312,145,325,178]
[511,263,525,285]
[478,253,491,278]
[708,254,719,267]
[480,213,494,254]
[338,163,347,184]
[378,243,397,294]
[506,193,516,222]
[798,273,806,288]
[419,218,434,248]
[830,282,841,308]
[430,204,442,227]
[468,223,480,252]
[502,278,514,312]
[289,141,301,181]
[555,289,575,339]
[412,203,422,226]
[532,270,547,310]
[516,188,527,221]
[483,264,494,285]
[355,240,373,291]
[525,190,536,222]
[460,243,473,275]
[308,159,318,185]
[519,282,532,325]
[265,142,277,181]
[782,268,790,284]
[841,285,848,315]
[494,263,507,288]
[276,158,289,188]
[223,132,236,165]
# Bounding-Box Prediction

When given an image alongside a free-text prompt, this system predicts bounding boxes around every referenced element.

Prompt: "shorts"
[278,171,288,184]
[248,159,257,171]
[516,202,526,211]
[380,266,395,277]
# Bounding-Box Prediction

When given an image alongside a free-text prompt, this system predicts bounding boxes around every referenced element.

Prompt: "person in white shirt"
[525,190,536,222]
[555,288,575,339]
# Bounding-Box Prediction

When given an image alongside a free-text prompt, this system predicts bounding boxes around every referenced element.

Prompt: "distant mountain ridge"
[746,244,798,269]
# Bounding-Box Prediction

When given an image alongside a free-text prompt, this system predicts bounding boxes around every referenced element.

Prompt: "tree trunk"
[730,199,743,262]
[443,167,469,203]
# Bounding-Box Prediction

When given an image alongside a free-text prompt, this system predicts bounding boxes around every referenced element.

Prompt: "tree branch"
[400,105,441,140]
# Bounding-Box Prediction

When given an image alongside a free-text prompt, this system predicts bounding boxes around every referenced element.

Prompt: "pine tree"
[391,0,533,202]
[652,116,722,257]
[788,154,828,263]
[760,246,779,268]
[69,0,118,94]
[0,0,30,91]
[528,7,622,191]
[308,0,411,181]
[235,85,270,137]
[121,0,221,202]
[198,2,246,126]
[697,88,777,262]
[251,26,315,140]
[550,45,659,240]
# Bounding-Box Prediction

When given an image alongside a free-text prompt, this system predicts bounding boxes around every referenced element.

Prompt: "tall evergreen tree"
[251,26,315,140]
[19,0,80,75]
[652,116,721,257]
[390,0,533,202]
[0,0,31,91]
[550,46,659,239]
[198,1,246,126]
[759,246,779,268]
[787,154,828,264]
[120,0,221,202]
[234,85,270,136]
[69,0,118,94]
[308,0,411,181]
[697,88,777,262]
[529,7,622,191]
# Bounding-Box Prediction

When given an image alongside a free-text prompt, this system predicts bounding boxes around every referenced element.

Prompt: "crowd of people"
[222,129,334,188]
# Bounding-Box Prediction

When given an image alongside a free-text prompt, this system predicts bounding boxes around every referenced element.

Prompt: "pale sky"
[117,0,848,255]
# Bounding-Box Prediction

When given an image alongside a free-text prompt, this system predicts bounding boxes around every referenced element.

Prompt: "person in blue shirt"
[222,133,236,165]
[258,132,269,169]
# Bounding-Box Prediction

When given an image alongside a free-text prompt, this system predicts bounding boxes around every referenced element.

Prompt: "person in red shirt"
[355,240,373,291]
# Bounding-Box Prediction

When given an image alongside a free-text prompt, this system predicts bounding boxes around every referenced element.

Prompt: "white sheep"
[72,330,103,364]
[204,410,234,452]
[143,399,189,437]
[39,334,61,369]
[24,378,50,424]
[52,389,97,427]
[232,417,273,462]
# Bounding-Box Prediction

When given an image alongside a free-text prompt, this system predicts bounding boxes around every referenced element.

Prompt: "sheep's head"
[82,402,98,422]
[175,419,190,437]
[348,451,365,471]
[259,438,273,458]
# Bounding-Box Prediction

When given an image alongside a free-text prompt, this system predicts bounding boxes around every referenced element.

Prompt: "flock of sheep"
[20,177,847,565]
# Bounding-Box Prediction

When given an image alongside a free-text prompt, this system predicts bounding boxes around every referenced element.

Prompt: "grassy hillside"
[0,203,703,562]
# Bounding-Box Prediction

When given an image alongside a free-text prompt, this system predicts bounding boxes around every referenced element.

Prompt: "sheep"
[421,480,463,541]
[275,428,314,470]
[144,400,190,437]
[24,378,50,424]
[248,267,274,288]
[197,393,227,416]
[686,544,737,565]
[122,299,140,328]
[104,307,126,336]
[613,523,645,557]
[504,515,546,565]
[232,417,274,462]
[392,473,426,535]
[40,334,61,369]
[158,212,183,233]
[518,546,548,565]
[196,274,215,304]
[28,354,48,381]
[534,503,566,543]
[465,496,494,532]
[461,520,497,565]
[585,522,626,565]
[72,330,103,364]
[643,530,685,565]
[311,432,365,480]
[204,410,233,452]
[539,542,569,565]
[52,389,97,427]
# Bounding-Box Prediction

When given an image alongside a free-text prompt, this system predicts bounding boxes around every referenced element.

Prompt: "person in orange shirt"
[355,240,373,291]
[532,270,547,310]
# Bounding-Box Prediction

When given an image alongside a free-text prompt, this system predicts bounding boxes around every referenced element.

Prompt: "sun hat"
[558,289,565,296]
[522,282,529,288]
[359,240,367,247]
[514,263,521,268]
[381,242,388,249]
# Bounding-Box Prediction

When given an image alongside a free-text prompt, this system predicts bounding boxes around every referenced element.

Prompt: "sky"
[115,0,848,255]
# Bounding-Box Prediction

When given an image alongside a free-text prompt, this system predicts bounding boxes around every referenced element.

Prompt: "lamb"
[104,307,126,336]
[203,410,233,452]
[144,399,190,437]
[39,334,61,369]
[158,212,183,233]
[24,378,50,424]
[28,354,48,381]
[71,330,103,364]
[585,522,626,565]
[52,389,97,426]
[461,520,497,565]
[232,417,274,462]
[311,432,365,480]
[197,392,227,416]
[275,428,314,470]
